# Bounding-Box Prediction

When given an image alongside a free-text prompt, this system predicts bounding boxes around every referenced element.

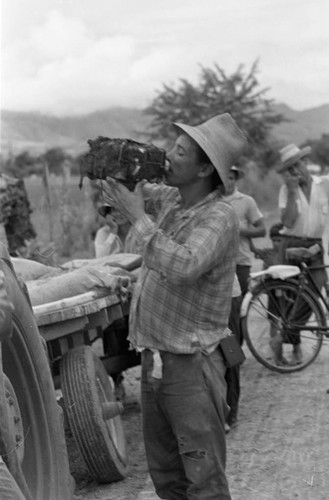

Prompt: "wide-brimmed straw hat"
[230,165,245,180]
[277,143,312,173]
[173,113,247,191]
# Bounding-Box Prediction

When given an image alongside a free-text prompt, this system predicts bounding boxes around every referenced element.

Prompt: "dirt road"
[70,338,329,500]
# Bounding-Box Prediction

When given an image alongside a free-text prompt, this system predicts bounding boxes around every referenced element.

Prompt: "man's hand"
[283,171,299,193]
[101,178,145,225]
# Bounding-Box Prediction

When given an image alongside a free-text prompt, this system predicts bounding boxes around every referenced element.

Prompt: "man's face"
[284,157,310,186]
[225,172,238,195]
[165,134,205,187]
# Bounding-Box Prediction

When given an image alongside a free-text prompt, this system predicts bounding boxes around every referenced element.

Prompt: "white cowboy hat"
[277,143,312,173]
[173,113,247,191]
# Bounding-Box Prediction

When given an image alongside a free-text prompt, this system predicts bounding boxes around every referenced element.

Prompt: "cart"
[32,253,142,484]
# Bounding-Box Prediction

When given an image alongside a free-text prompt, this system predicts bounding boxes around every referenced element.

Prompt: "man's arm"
[240,217,266,238]
[239,197,266,238]
[143,207,238,285]
[279,174,300,228]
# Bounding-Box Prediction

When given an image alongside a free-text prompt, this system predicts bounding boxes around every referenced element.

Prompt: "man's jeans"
[141,348,231,500]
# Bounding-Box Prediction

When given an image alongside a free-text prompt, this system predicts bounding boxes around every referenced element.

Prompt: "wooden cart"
[32,255,142,484]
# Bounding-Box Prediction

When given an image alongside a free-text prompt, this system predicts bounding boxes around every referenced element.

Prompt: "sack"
[26,265,133,306]
[218,335,245,368]
[11,258,61,281]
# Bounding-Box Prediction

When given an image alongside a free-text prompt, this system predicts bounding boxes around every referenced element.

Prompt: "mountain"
[1,104,328,157]
[270,103,329,145]
[0,107,152,157]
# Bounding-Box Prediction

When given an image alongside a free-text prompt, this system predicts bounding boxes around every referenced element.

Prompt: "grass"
[24,174,98,262]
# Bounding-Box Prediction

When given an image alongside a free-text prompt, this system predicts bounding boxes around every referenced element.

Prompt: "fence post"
[42,160,54,242]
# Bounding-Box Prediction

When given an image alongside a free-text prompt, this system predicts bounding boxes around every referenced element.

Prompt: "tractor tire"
[0,246,73,500]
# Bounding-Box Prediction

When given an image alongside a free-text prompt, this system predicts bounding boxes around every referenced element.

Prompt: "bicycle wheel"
[241,278,326,373]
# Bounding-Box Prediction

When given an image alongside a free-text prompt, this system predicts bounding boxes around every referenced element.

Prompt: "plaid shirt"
[128,184,239,355]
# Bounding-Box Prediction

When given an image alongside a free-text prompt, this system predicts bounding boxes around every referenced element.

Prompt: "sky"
[1,0,329,116]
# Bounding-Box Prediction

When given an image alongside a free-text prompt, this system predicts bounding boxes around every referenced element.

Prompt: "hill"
[1,103,328,157]
[0,108,152,157]
[270,103,329,144]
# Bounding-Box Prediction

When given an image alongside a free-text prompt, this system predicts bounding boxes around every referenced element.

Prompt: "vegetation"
[1,149,82,179]
[0,60,327,261]
[301,134,329,169]
[144,60,286,170]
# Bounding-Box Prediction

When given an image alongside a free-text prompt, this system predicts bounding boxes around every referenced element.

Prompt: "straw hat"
[173,113,247,191]
[277,143,312,173]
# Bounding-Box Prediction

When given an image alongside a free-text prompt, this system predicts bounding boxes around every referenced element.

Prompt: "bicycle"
[241,244,329,373]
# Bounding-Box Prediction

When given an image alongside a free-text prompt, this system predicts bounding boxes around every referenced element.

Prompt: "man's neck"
[224,187,237,197]
[300,176,312,201]
[178,181,214,210]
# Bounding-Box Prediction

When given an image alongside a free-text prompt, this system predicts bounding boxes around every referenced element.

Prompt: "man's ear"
[198,163,215,178]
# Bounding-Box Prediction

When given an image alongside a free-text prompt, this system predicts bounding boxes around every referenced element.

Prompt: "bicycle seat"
[285,243,322,262]
[250,265,300,280]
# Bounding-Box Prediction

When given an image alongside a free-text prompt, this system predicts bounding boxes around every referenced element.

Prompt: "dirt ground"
[69,338,329,500]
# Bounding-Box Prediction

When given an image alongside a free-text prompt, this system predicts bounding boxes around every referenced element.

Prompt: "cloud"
[1,2,329,115]
[2,8,202,114]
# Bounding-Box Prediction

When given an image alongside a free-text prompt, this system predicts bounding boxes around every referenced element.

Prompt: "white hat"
[173,113,247,191]
[277,143,312,173]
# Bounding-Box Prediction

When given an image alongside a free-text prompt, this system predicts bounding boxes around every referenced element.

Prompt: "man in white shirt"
[276,143,329,364]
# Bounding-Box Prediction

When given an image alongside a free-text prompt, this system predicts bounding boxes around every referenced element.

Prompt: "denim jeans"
[141,348,231,500]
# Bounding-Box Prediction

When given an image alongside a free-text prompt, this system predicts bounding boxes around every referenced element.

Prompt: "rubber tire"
[0,253,73,500]
[0,460,26,500]
[60,345,128,483]
[241,278,325,373]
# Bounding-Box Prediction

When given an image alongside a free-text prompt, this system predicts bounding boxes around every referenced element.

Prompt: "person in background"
[276,143,329,364]
[224,166,266,297]
[94,205,141,401]
[251,222,284,269]
[251,223,289,365]
[101,113,247,500]
[94,205,133,257]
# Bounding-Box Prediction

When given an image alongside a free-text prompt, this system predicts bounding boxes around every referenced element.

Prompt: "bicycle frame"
[251,262,329,337]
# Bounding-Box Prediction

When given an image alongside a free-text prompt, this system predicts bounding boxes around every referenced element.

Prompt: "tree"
[144,60,286,169]
[1,151,39,178]
[42,147,68,175]
[301,134,329,169]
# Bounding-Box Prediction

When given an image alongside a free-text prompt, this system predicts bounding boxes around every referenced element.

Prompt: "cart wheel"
[0,251,73,500]
[60,345,128,483]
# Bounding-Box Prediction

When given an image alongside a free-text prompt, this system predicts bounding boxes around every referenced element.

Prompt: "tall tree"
[144,61,285,169]
[301,134,329,169]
